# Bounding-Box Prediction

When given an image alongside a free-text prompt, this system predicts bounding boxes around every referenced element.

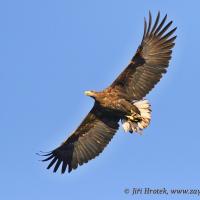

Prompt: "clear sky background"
[1,0,200,200]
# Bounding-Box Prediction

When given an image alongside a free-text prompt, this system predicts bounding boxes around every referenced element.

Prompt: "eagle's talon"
[126,114,142,123]
[126,115,134,121]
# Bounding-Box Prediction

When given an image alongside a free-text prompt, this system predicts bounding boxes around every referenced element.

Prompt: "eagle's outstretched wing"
[41,105,119,173]
[111,12,177,100]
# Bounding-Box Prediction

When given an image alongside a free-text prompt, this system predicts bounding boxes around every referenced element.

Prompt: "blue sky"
[1,0,200,200]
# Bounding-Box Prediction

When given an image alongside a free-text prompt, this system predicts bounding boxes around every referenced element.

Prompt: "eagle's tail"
[122,99,151,134]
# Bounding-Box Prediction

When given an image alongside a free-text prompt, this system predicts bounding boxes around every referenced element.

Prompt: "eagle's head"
[84,90,98,99]
[84,90,97,99]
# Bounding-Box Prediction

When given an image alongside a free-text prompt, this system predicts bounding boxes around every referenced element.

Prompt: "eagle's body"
[40,12,177,173]
[85,88,139,115]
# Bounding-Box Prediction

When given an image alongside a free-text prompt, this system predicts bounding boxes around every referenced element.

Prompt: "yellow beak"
[84,91,94,96]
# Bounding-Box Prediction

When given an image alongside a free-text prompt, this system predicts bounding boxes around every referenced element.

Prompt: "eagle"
[40,12,177,173]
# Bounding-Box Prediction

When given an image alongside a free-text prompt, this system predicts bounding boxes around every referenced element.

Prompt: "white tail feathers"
[122,99,151,133]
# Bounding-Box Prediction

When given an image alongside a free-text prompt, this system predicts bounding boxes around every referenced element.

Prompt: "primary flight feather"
[40,11,177,174]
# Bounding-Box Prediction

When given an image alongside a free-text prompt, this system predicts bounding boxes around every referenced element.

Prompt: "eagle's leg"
[122,99,151,133]
[125,102,142,122]
[126,112,141,122]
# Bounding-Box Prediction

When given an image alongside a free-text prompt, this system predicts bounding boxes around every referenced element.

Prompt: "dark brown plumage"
[40,11,176,173]
[112,12,176,100]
